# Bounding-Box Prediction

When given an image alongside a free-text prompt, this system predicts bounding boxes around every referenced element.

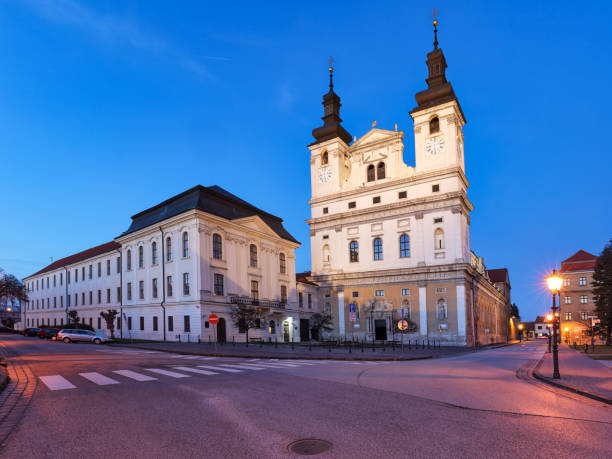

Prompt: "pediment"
[352,128,398,148]
[233,215,278,237]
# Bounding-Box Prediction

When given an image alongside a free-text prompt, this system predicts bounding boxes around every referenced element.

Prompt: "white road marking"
[39,375,77,391]
[197,365,243,373]
[199,356,217,360]
[146,368,191,378]
[250,362,300,368]
[235,363,288,369]
[79,372,120,385]
[277,361,315,365]
[173,366,219,375]
[182,355,202,359]
[113,370,157,382]
[219,364,265,371]
[248,358,260,361]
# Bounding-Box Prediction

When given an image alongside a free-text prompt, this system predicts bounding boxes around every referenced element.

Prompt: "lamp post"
[518,323,524,342]
[546,270,563,379]
[546,314,553,353]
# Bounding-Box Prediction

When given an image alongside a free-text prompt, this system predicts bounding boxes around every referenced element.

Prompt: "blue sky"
[1,1,610,321]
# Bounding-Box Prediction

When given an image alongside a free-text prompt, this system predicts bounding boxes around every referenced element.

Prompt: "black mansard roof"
[119,185,299,244]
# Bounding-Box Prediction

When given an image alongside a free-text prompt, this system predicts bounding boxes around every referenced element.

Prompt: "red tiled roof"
[561,250,597,272]
[487,268,509,284]
[26,241,120,279]
[296,271,318,286]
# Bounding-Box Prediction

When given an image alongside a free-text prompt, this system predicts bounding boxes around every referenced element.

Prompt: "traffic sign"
[397,320,409,331]
[209,314,219,325]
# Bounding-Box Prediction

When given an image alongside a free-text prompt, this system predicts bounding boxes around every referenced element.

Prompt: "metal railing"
[228,296,286,310]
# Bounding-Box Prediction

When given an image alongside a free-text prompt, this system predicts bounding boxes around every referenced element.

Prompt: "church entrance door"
[374,319,387,341]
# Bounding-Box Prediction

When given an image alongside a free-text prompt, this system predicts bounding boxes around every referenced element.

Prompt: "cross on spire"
[329,56,334,89]
[432,9,439,49]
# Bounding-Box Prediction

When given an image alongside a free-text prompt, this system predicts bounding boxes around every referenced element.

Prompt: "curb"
[0,362,8,394]
[532,357,612,406]
[108,344,438,362]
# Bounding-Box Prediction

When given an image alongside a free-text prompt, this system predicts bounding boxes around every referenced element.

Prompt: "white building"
[22,185,307,342]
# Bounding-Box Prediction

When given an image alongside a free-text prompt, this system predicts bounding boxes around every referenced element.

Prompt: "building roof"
[296,271,318,286]
[26,241,120,279]
[487,268,510,285]
[561,250,597,273]
[119,185,299,244]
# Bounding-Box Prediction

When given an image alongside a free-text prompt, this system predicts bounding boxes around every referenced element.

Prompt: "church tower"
[411,18,466,174]
[308,62,353,200]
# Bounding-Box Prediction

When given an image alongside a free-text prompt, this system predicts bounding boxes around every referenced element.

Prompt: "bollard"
[392,340,395,351]
[372,339,375,353]
[275,338,278,349]
[349,342,352,353]
[427,340,430,349]
[187,334,190,344]
[309,340,312,351]
[209,335,211,345]
[361,340,364,353]
[178,334,181,343]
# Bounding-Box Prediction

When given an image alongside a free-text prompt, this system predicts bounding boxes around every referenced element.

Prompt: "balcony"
[228,296,286,310]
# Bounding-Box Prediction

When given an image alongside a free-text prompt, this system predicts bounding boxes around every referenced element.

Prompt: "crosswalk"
[37,359,386,391]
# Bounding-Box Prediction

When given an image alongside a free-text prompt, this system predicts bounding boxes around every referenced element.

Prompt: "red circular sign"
[208,314,219,325]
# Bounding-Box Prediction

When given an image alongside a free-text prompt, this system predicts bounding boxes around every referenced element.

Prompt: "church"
[303,21,510,346]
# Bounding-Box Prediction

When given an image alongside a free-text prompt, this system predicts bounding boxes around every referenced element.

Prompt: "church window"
[348,201,356,209]
[166,237,172,261]
[434,229,445,250]
[249,244,258,268]
[280,253,286,274]
[138,246,144,268]
[152,242,158,265]
[437,298,447,320]
[321,151,328,165]
[432,184,440,193]
[213,234,222,260]
[182,232,189,258]
[127,250,132,271]
[349,241,359,263]
[322,244,330,263]
[399,234,410,258]
[430,116,440,134]
[373,238,383,260]
[373,196,381,204]
[367,164,375,182]
[377,162,385,180]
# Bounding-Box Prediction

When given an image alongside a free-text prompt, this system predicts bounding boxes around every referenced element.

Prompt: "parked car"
[22,328,42,337]
[37,328,59,340]
[0,325,14,333]
[57,329,111,344]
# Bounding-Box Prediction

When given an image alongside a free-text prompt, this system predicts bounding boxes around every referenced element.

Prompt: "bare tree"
[100,309,119,339]
[68,310,80,325]
[309,313,333,341]
[0,269,27,307]
[230,305,263,346]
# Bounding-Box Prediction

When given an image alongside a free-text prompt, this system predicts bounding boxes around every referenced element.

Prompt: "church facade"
[304,30,509,346]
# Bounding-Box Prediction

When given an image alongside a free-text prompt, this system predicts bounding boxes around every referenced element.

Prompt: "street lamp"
[546,269,562,379]
[518,323,524,342]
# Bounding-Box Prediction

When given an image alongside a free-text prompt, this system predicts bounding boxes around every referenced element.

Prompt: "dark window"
[348,201,356,209]
[249,244,258,268]
[153,316,158,331]
[398,191,407,199]
[308,294,312,309]
[127,250,132,270]
[251,280,259,299]
[107,259,111,275]
[432,184,440,192]
[127,282,132,301]
[152,242,158,265]
[107,289,111,303]
[367,164,375,182]
[299,292,303,308]
[279,253,286,274]
[183,273,190,295]
[117,286,121,302]
[352,291,359,298]
[152,278,158,298]
[97,317,101,329]
[117,317,121,329]
[168,316,174,332]
[139,280,144,300]
[214,273,224,296]
[377,162,385,180]
[167,276,173,297]
[434,217,443,223]
[323,207,328,214]
[166,237,172,261]
[349,241,359,262]
[182,232,189,258]
[97,290,101,304]
[140,317,144,331]
[373,238,383,260]
[373,196,381,204]
[116,257,120,273]
[128,317,132,330]
[399,234,410,258]
[97,262,101,277]
[213,234,222,260]
[184,315,191,333]
[281,285,287,303]
[429,116,439,134]
[321,151,328,165]
[138,246,144,268]
[88,265,92,279]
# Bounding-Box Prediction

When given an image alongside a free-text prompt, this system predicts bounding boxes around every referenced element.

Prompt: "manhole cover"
[288,439,332,455]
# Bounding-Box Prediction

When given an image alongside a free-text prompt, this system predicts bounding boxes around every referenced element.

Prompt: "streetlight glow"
[546,269,563,293]
[546,314,553,321]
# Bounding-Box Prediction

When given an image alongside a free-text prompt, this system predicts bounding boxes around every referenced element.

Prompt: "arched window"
[434,228,445,250]
[182,232,189,258]
[321,151,328,165]
[367,164,375,182]
[349,240,359,263]
[152,241,158,265]
[399,234,410,258]
[126,250,132,271]
[269,320,276,334]
[138,246,144,268]
[377,162,385,180]
[279,253,286,274]
[437,298,447,320]
[212,234,222,260]
[401,299,411,320]
[322,244,330,263]
[430,116,439,134]
[249,244,258,268]
[373,237,383,260]
[166,237,172,261]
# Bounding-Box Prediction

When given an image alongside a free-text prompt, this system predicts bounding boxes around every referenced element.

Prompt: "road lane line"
[173,366,219,376]
[197,365,242,373]
[199,357,217,360]
[219,364,266,371]
[248,362,300,368]
[79,372,120,385]
[146,368,191,378]
[39,375,77,391]
[113,370,157,381]
[181,356,202,359]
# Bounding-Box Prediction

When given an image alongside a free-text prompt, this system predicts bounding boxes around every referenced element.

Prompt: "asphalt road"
[0,336,610,458]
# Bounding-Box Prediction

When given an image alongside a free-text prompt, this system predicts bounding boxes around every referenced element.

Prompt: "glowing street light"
[546,269,562,379]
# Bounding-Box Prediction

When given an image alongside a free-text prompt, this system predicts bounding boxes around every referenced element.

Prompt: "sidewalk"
[109,340,475,361]
[534,345,612,404]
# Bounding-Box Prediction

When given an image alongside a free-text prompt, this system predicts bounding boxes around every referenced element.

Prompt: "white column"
[419,285,427,336]
[337,288,345,336]
[416,213,426,266]
[456,283,466,337]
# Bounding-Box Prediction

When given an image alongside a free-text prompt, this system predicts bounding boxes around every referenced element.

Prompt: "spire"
[432,9,439,49]
[311,58,352,146]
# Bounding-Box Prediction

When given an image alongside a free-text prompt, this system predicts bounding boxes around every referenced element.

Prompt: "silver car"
[57,329,111,344]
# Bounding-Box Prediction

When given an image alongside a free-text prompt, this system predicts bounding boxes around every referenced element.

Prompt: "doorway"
[283,321,290,342]
[300,319,310,341]
[374,319,387,341]
[217,317,226,343]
